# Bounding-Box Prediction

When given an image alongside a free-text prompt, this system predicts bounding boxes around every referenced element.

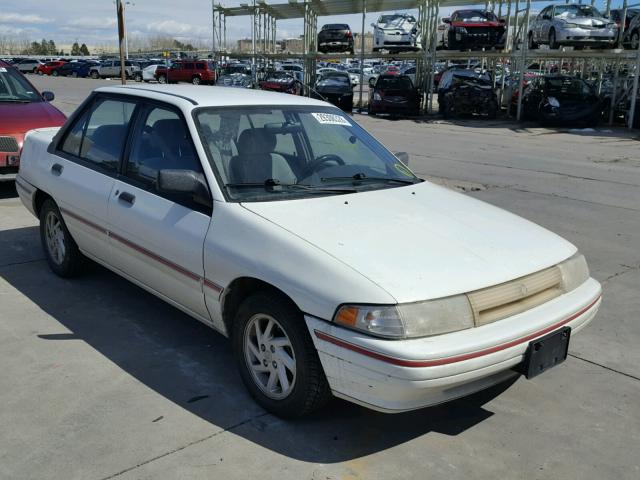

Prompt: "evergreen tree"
[79,43,90,56]
[71,42,81,55]
[48,40,56,55]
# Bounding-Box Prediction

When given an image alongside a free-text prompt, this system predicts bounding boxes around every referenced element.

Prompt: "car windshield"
[455,10,497,22]
[318,74,350,84]
[194,106,419,202]
[377,76,414,90]
[545,77,593,99]
[323,24,348,30]
[378,14,416,27]
[265,72,292,81]
[554,5,602,18]
[0,66,41,102]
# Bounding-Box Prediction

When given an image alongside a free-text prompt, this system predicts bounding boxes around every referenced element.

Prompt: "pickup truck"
[89,60,141,79]
[317,24,355,53]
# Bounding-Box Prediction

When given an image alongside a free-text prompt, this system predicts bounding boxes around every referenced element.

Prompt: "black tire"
[134,73,142,82]
[52,70,59,77]
[39,199,85,278]
[71,71,78,78]
[90,70,99,79]
[32,67,38,74]
[158,74,167,84]
[486,99,499,119]
[549,29,559,50]
[528,32,538,50]
[232,292,331,418]
[37,70,43,75]
[192,75,201,85]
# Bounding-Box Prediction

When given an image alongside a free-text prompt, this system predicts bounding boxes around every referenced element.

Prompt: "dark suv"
[317,24,355,54]
[155,60,217,85]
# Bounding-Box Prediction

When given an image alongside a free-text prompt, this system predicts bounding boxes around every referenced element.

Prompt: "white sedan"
[16,85,601,417]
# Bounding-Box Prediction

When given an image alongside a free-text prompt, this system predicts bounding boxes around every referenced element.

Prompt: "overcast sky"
[1,0,621,47]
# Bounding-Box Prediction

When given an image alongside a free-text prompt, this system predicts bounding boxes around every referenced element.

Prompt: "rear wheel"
[52,70,59,77]
[32,67,38,74]
[134,72,143,82]
[549,29,559,50]
[90,70,99,79]
[37,70,43,75]
[39,199,85,278]
[71,71,78,78]
[528,32,538,50]
[232,292,330,418]
[192,75,201,85]
[158,74,167,84]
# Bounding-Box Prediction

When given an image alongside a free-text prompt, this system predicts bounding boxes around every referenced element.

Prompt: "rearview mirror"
[157,169,211,207]
[394,151,410,166]
[42,91,55,102]
[369,77,376,87]
[442,17,451,24]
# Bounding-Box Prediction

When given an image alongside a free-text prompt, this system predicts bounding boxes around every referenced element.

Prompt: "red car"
[155,59,217,85]
[37,61,67,76]
[384,65,401,75]
[0,61,66,176]
[368,74,420,116]
[442,10,506,50]
[259,71,302,95]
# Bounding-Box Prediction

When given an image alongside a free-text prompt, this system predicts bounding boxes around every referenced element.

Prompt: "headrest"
[237,128,276,155]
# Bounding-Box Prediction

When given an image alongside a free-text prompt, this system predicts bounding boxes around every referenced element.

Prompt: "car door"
[107,101,212,322]
[52,94,137,262]
[540,7,553,41]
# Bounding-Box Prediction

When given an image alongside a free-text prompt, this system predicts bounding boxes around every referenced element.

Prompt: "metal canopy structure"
[211,0,640,128]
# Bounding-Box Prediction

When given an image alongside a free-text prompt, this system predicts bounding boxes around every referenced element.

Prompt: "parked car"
[368,74,420,116]
[312,71,354,111]
[520,75,606,125]
[37,61,66,76]
[51,61,99,78]
[440,74,499,119]
[401,65,417,85]
[372,13,422,52]
[610,8,640,49]
[441,10,506,50]
[279,63,303,74]
[89,60,141,79]
[216,72,253,88]
[346,68,362,86]
[140,64,163,82]
[384,65,401,75]
[155,60,217,85]
[14,59,43,74]
[438,68,492,114]
[528,4,618,49]
[317,23,355,54]
[15,84,602,417]
[259,71,302,95]
[0,61,66,177]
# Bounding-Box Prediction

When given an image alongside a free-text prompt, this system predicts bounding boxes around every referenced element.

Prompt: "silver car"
[528,4,618,49]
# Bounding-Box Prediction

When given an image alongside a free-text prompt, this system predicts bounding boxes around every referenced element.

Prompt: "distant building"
[353,32,374,53]
[236,39,253,53]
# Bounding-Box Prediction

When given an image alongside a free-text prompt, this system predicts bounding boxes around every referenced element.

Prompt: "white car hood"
[242,181,576,303]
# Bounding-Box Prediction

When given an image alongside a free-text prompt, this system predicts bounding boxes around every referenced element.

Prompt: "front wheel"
[549,29,559,50]
[232,292,330,418]
[157,74,167,84]
[528,32,538,50]
[631,31,640,50]
[52,70,59,77]
[39,199,85,278]
[90,70,99,79]
[134,73,142,82]
[192,75,201,85]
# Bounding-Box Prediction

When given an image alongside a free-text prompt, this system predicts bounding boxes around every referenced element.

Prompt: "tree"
[80,43,90,56]
[71,42,81,55]
[48,40,57,55]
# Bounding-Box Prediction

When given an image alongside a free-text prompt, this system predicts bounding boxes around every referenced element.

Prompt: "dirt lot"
[0,75,638,480]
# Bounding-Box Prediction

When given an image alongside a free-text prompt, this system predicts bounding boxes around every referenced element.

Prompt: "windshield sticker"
[311,112,351,126]
[394,163,414,177]
[0,67,7,72]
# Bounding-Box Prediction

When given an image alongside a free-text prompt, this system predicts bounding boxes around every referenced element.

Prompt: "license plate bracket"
[521,327,571,379]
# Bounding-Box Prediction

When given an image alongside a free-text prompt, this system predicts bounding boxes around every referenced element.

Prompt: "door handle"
[118,191,136,205]
[51,163,63,176]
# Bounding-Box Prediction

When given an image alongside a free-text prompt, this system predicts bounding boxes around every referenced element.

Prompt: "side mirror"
[542,14,551,20]
[394,151,410,166]
[499,18,506,24]
[442,17,451,24]
[369,77,376,87]
[42,91,55,102]
[157,169,211,207]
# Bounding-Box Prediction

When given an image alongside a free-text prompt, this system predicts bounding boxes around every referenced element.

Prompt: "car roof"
[94,84,331,109]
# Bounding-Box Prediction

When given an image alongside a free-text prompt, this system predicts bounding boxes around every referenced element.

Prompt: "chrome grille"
[0,136,19,152]
[467,266,564,326]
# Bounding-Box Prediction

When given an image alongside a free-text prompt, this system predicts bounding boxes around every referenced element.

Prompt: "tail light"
[345,31,353,38]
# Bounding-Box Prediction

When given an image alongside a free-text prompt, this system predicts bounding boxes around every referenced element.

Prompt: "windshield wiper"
[321,173,418,185]
[225,178,356,194]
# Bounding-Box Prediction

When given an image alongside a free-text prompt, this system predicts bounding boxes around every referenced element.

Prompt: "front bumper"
[557,27,617,44]
[306,277,601,413]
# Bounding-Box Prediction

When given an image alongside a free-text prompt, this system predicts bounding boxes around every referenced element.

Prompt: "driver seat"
[229,128,296,184]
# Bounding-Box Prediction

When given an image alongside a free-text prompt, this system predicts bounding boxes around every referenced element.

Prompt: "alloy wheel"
[45,211,66,265]
[243,313,296,400]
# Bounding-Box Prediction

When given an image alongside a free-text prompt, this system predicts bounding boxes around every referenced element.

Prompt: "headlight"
[558,253,590,292]
[456,27,468,34]
[564,22,579,28]
[333,295,474,339]
[547,96,560,107]
[373,92,382,101]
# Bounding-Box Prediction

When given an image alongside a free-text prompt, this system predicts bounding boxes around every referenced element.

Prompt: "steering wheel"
[301,154,345,177]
